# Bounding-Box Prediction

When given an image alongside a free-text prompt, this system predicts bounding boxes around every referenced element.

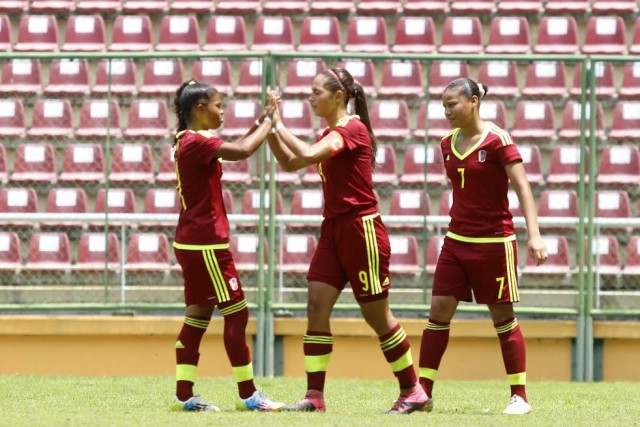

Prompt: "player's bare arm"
[217,104,274,161]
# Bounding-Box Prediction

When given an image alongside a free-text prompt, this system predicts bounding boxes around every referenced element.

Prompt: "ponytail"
[444,78,489,106]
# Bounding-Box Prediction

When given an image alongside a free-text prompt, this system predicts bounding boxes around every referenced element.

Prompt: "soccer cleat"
[282,391,326,412]
[170,395,220,412]
[236,390,285,412]
[502,394,531,415]
[386,385,431,414]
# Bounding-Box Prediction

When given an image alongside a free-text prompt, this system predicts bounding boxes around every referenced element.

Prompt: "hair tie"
[188,80,197,85]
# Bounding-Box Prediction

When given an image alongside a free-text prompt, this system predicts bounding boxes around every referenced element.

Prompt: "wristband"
[275,121,285,131]
[254,119,261,127]
[263,116,272,124]
[270,127,277,134]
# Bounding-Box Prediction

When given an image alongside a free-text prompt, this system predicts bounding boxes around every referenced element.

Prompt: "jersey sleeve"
[332,119,360,150]
[493,131,522,166]
[196,131,225,165]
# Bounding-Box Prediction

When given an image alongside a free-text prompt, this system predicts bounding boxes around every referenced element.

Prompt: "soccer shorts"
[432,237,520,304]
[174,244,245,307]
[307,212,391,303]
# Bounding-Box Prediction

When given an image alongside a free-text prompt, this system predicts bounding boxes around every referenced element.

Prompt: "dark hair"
[322,67,378,168]
[444,78,489,106]
[173,80,219,145]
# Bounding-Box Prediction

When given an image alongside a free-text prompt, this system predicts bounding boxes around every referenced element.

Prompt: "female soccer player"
[265,68,429,414]
[170,80,283,412]
[418,78,548,415]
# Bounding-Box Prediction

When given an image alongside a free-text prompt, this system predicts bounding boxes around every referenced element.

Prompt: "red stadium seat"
[14,15,59,52]
[631,17,640,54]
[302,164,322,186]
[356,0,401,13]
[0,99,26,138]
[42,187,89,230]
[596,145,640,187]
[30,0,74,10]
[76,0,123,13]
[219,100,260,139]
[25,233,72,273]
[368,100,410,142]
[439,16,483,54]
[122,0,168,12]
[263,0,309,13]
[623,236,640,276]
[477,61,519,99]
[0,187,38,229]
[0,1,27,12]
[584,235,622,277]
[109,143,154,184]
[619,62,640,99]
[486,17,530,54]
[0,145,7,184]
[595,190,631,222]
[284,59,327,97]
[438,190,453,216]
[92,58,138,96]
[125,233,172,275]
[592,0,639,13]
[533,16,579,55]
[337,59,376,97]
[59,144,105,184]
[191,59,232,96]
[139,58,184,96]
[497,0,542,13]
[391,16,436,54]
[0,15,12,51]
[546,145,589,187]
[558,101,605,142]
[608,102,640,141]
[403,0,448,13]
[479,100,507,129]
[373,144,399,186]
[288,188,323,230]
[297,16,341,52]
[507,190,525,227]
[0,232,22,273]
[222,188,234,214]
[278,234,317,275]
[521,235,573,277]
[425,236,444,275]
[427,60,471,97]
[76,99,122,139]
[262,155,301,185]
[140,188,180,230]
[389,235,422,276]
[582,16,627,54]
[156,144,176,184]
[202,16,246,52]
[413,100,450,141]
[235,58,264,97]
[239,189,284,231]
[0,59,42,95]
[521,61,567,99]
[309,0,354,14]
[10,142,57,184]
[76,233,121,274]
[61,15,106,52]
[544,0,590,13]
[387,190,430,231]
[570,61,615,99]
[221,159,253,185]
[27,99,74,139]
[400,144,447,187]
[93,188,136,228]
[251,16,294,52]
[156,15,200,51]
[215,0,261,13]
[109,15,153,52]
[450,0,495,13]
[124,99,170,139]
[169,0,215,12]
[510,100,556,142]
[538,190,578,221]
[279,100,314,140]
[45,58,90,96]
[230,234,265,273]
[518,144,544,187]
[344,16,388,53]
[378,60,423,99]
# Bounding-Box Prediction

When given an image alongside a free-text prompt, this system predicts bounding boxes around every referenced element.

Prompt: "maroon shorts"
[174,245,245,307]
[307,212,391,303]
[433,236,520,304]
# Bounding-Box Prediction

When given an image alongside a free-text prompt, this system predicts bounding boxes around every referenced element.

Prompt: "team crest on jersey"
[478,150,487,162]
[229,277,238,291]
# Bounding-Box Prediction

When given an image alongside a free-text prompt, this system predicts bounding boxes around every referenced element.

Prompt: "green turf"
[1,376,638,426]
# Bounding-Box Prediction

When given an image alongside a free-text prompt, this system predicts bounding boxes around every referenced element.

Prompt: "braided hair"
[173,80,219,146]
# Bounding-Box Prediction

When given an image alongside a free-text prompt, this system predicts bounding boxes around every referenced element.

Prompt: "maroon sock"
[222,303,256,399]
[379,324,417,389]
[175,315,210,401]
[418,318,451,397]
[303,330,333,392]
[495,317,527,402]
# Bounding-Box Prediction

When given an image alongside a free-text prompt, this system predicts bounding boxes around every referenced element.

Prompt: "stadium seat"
[0,15,11,51]
[400,144,447,187]
[0,187,38,229]
[25,232,72,274]
[262,155,301,185]
[391,16,436,54]
[221,159,253,185]
[140,188,180,230]
[124,99,170,139]
[92,59,138,96]
[619,62,640,99]
[297,16,341,52]
[122,0,168,12]
[413,100,450,141]
[0,59,42,95]
[476,61,519,99]
[485,17,530,54]
[337,59,377,97]
[44,58,91,96]
[27,99,74,139]
[570,61,615,99]
[251,16,294,51]
[239,189,284,231]
[592,0,639,13]
[215,0,261,13]
[10,143,57,184]
[622,236,640,276]
[221,188,234,214]
[93,188,136,228]
[139,58,184,96]
[427,60,471,97]
[0,145,6,184]
[29,0,74,11]
[372,144,399,186]
[344,16,388,53]
[533,16,579,54]
[389,235,422,276]
[425,235,444,275]
[279,100,314,140]
[439,17,483,54]
[403,0,448,13]
[14,15,59,52]
[0,232,22,273]
[595,191,631,224]
[202,16,246,52]
[156,144,176,184]
[596,145,640,187]
[284,59,327,97]
[538,190,578,226]
[558,101,605,142]
[288,188,324,230]
[109,15,153,52]
[497,0,541,13]
[219,100,260,139]
[631,17,640,54]
[438,190,452,216]
[479,100,507,129]
[302,164,322,186]
[387,190,430,231]
[0,99,26,138]
[278,234,317,275]
[507,190,525,229]
[450,0,495,13]
[76,99,122,139]
[521,235,573,277]
[263,0,309,13]
[109,143,155,184]
[544,0,590,13]
[377,60,423,99]
[546,145,589,187]
[169,0,215,12]
[156,15,200,51]
[309,0,355,14]
[191,59,232,96]
[584,235,622,277]
[61,15,106,52]
[58,144,105,184]
[235,59,265,97]
[521,61,567,99]
[125,233,172,275]
[75,0,123,13]
[42,187,88,230]
[368,100,410,142]
[0,1,27,12]
[76,232,121,274]
[608,102,640,141]
[356,0,401,13]
[230,234,266,273]
[518,144,544,187]
[582,16,627,54]
[510,101,556,142]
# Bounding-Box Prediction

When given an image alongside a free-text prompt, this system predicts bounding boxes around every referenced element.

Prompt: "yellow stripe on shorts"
[202,249,230,303]
[362,215,382,295]
[504,242,519,302]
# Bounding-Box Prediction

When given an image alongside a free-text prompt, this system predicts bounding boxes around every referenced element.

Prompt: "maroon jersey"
[441,122,522,241]
[173,130,228,246]
[314,116,378,219]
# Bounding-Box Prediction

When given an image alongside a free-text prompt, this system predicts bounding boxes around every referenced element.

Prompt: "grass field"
[2,376,638,427]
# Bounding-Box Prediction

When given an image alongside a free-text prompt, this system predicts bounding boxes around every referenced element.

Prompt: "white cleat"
[502,395,531,415]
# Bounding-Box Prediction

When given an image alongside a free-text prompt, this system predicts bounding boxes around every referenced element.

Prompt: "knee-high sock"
[379,324,417,389]
[303,330,333,393]
[175,315,210,401]
[495,317,527,401]
[418,318,451,397]
[220,299,256,399]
